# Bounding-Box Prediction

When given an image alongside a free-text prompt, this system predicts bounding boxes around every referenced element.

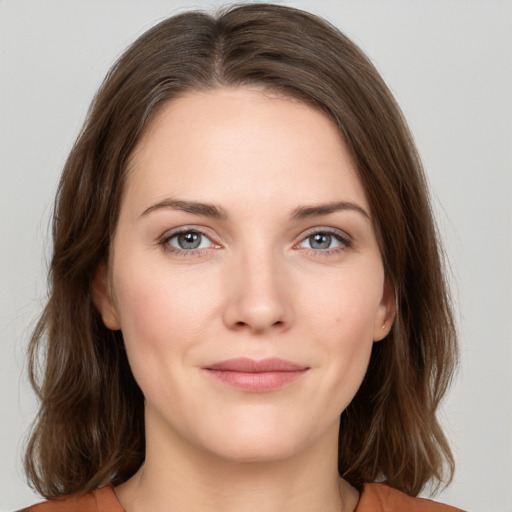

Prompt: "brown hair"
[25,3,457,499]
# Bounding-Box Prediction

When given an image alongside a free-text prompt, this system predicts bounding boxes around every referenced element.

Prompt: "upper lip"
[205,357,309,372]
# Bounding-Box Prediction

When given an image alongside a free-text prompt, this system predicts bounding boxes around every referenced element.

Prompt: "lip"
[203,357,309,392]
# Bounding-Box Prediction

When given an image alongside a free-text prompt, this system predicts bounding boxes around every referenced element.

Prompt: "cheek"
[301,263,385,341]
[111,264,223,417]
[112,262,222,380]
[299,265,383,402]
[116,263,214,330]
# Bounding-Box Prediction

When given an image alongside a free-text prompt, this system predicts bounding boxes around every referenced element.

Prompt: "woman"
[22,4,461,511]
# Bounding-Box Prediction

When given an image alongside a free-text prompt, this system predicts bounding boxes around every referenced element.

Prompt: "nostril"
[233,319,284,330]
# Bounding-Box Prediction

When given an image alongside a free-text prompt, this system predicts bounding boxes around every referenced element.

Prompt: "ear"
[91,263,121,330]
[373,281,396,342]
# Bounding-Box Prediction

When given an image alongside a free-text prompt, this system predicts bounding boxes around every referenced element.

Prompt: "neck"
[115,412,359,512]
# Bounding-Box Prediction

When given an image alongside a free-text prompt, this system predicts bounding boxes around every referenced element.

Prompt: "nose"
[222,249,293,334]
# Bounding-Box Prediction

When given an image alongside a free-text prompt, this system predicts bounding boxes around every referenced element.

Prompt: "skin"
[94,87,394,512]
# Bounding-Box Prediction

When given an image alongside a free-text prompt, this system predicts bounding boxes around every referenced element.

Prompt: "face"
[95,87,394,464]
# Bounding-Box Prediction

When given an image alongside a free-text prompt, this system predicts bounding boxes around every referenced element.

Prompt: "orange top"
[19,483,464,511]
[356,483,464,511]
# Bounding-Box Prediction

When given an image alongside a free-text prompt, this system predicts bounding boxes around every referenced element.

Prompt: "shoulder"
[17,485,123,512]
[356,483,465,512]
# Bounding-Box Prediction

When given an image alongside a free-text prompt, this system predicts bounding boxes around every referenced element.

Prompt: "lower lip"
[204,369,307,392]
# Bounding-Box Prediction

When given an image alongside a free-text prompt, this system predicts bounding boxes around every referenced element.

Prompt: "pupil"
[311,233,331,249]
[178,231,201,249]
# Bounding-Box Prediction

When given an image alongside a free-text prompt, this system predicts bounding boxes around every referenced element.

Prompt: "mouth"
[203,357,310,392]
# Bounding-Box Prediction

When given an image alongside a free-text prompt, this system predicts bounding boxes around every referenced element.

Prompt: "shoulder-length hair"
[25,3,457,499]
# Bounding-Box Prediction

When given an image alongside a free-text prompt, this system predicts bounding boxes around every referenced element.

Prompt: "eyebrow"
[140,199,228,219]
[290,201,370,220]
[140,198,369,221]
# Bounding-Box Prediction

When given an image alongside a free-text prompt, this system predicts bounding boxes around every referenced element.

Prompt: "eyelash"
[158,227,352,258]
[158,227,219,258]
[295,228,352,256]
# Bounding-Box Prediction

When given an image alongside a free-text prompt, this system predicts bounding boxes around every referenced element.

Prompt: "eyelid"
[158,226,222,256]
[293,227,353,252]
[297,226,352,242]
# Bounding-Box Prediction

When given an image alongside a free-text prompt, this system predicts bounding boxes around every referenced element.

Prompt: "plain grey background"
[1,1,511,510]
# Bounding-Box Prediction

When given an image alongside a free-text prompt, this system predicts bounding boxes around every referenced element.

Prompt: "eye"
[303,232,339,250]
[166,230,214,251]
[297,230,351,252]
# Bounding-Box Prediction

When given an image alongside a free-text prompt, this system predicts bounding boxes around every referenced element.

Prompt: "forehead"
[123,86,368,216]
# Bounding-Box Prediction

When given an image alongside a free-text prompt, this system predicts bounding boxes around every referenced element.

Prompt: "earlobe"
[91,263,121,330]
[373,282,396,342]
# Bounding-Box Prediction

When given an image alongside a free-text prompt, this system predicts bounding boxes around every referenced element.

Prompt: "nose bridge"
[223,236,291,332]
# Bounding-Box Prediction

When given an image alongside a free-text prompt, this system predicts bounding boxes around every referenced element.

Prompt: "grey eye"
[168,231,211,250]
[309,233,332,250]
[298,231,345,251]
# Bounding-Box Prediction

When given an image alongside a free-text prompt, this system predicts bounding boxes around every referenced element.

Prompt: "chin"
[206,435,305,464]
[194,414,325,465]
